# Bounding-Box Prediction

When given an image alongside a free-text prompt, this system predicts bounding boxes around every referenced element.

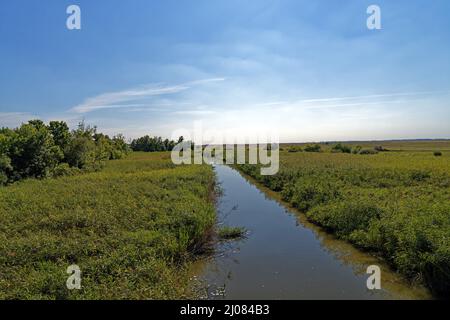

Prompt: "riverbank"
[235,142,450,297]
[0,152,216,299]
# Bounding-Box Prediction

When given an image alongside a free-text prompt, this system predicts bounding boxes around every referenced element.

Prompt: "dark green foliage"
[352,146,362,154]
[0,120,129,185]
[304,144,322,152]
[287,146,302,153]
[374,145,389,152]
[332,143,352,154]
[7,121,63,180]
[48,121,70,150]
[52,163,81,177]
[410,170,430,182]
[0,130,13,185]
[359,149,378,155]
[130,135,182,152]
[0,154,12,185]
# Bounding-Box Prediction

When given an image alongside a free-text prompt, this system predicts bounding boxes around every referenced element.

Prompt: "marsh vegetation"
[236,140,450,297]
[0,152,216,299]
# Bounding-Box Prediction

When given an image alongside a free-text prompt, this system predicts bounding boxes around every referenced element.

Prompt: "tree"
[49,121,71,151]
[64,123,97,169]
[0,129,14,185]
[111,134,130,159]
[130,135,180,152]
[0,120,129,184]
[8,120,63,180]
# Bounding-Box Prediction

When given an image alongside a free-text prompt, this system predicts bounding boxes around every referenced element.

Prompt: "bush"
[8,121,63,180]
[64,135,97,169]
[287,178,340,211]
[410,170,431,182]
[434,151,442,157]
[374,145,389,152]
[304,144,322,152]
[51,163,81,177]
[332,143,352,154]
[359,149,378,155]
[287,146,302,153]
[352,146,362,154]
[308,201,383,237]
[0,154,12,185]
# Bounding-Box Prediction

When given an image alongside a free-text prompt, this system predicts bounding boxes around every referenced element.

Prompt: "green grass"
[217,226,246,240]
[0,152,216,299]
[237,141,450,297]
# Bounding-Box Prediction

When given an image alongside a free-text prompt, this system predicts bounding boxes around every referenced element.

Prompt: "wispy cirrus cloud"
[70,78,225,114]
[296,90,450,104]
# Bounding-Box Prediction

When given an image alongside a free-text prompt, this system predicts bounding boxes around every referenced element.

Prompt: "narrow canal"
[193,165,431,300]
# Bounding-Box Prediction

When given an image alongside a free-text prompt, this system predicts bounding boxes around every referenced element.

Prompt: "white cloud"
[70,78,225,114]
[296,90,449,104]
[0,112,36,127]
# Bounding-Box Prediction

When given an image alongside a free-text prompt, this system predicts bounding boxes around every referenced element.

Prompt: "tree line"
[0,120,130,185]
[130,135,184,152]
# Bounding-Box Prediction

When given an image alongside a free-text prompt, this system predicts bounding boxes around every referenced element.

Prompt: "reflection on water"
[191,165,431,300]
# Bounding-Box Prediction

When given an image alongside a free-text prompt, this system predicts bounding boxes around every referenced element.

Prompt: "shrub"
[304,144,321,152]
[64,135,97,169]
[308,201,383,237]
[51,163,81,177]
[359,149,378,155]
[374,145,389,152]
[8,121,63,180]
[111,134,130,159]
[287,146,302,153]
[410,170,430,182]
[0,154,12,185]
[352,146,362,154]
[332,143,352,154]
[288,179,340,211]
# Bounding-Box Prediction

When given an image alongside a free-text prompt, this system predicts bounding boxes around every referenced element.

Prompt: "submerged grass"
[0,152,216,299]
[217,226,247,241]
[236,141,450,297]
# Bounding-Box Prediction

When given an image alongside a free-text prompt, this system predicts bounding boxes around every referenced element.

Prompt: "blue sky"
[1,0,449,142]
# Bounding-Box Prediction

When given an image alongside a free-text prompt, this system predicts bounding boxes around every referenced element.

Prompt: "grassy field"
[0,152,215,299]
[237,141,450,297]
